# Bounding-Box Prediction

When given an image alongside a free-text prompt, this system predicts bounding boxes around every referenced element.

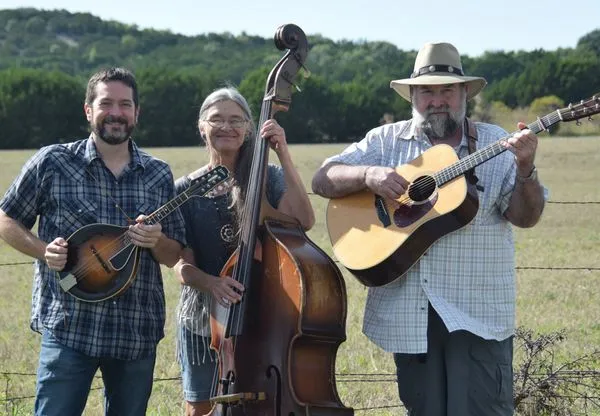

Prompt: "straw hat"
[390,42,487,102]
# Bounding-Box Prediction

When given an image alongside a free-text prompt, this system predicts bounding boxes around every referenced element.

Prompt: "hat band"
[411,64,464,78]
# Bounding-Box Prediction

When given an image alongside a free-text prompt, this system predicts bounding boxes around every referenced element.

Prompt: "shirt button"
[423,279,428,283]
[423,252,428,256]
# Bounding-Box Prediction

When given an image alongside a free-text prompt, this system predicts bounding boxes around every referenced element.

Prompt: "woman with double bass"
[173,85,314,415]
[204,25,353,416]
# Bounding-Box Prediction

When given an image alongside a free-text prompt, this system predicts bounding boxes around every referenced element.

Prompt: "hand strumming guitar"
[365,166,410,200]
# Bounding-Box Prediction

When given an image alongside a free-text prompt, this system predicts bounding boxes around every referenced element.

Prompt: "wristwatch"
[516,165,538,183]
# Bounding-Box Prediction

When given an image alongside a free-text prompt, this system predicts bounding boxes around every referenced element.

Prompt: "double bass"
[208,24,354,415]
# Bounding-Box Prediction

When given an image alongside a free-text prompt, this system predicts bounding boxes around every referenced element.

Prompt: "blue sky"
[3,0,599,57]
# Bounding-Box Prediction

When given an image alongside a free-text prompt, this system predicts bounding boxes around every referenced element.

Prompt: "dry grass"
[1,136,599,415]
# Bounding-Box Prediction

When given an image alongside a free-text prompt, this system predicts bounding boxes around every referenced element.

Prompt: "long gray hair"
[198,86,256,217]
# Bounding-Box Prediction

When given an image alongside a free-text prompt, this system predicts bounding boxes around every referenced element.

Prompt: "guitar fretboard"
[434,110,563,186]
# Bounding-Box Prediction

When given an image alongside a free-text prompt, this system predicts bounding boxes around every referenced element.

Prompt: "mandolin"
[57,165,229,302]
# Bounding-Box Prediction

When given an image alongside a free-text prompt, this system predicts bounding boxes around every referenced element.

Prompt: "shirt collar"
[83,135,146,170]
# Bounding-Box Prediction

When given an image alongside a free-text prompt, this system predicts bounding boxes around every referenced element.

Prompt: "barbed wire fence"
[1,199,599,414]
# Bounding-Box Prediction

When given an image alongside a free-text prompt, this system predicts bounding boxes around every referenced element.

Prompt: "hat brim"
[390,75,487,102]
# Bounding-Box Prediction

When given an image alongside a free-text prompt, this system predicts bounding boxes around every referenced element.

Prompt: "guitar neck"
[434,111,563,186]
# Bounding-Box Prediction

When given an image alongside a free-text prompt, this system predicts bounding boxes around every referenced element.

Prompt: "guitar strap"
[464,118,484,192]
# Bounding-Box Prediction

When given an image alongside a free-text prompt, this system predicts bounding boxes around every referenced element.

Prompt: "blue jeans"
[34,331,156,416]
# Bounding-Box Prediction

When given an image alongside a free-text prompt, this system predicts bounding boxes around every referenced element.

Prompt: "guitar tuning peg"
[576,119,582,126]
[589,116,594,121]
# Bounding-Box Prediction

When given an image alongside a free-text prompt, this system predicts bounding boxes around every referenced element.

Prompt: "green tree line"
[0,8,599,149]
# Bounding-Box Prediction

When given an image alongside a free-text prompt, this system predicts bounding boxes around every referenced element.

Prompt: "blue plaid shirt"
[0,137,186,360]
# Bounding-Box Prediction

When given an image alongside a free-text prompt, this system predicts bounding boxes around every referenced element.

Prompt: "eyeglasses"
[205,119,248,129]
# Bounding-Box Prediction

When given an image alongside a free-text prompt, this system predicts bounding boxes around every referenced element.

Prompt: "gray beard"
[412,104,466,140]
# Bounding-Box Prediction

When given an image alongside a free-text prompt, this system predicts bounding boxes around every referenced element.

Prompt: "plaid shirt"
[0,137,186,360]
[324,120,548,353]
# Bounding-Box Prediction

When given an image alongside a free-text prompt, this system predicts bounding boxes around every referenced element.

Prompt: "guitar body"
[57,223,140,302]
[326,144,479,287]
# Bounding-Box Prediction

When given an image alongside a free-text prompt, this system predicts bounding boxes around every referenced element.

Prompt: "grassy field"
[0,138,599,415]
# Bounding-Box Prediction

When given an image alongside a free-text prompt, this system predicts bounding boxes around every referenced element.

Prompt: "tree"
[135,68,215,147]
[577,29,600,57]
[0,68,86,149]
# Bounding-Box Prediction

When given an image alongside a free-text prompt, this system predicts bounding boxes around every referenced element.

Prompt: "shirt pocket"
[136,190,162,223]
[59,197,98,236]
[136,201,157,217]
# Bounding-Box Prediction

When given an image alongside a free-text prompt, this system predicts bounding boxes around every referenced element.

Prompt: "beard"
[91,115,135,145]
[412,99,467,140]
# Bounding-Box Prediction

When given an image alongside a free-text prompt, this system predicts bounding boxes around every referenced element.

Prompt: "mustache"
[103,115,129,125]
[425,105,450,116]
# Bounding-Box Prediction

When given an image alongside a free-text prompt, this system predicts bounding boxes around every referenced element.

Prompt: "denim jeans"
[34,331,156,416]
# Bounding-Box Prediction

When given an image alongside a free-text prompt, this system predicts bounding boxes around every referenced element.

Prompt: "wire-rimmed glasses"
[205,118,248,129]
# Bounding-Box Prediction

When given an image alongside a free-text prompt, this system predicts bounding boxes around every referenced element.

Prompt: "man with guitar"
[312,42,547,415]
[0,67,186,415]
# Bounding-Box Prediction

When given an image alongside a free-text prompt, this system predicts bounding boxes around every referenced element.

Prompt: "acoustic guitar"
[326,93,600,287]
[57,165,230,302]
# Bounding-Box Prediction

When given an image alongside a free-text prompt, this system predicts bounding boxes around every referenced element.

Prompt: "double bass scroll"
[208,24,354,416]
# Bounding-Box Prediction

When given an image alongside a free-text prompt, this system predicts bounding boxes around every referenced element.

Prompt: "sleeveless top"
[174,164,286,363]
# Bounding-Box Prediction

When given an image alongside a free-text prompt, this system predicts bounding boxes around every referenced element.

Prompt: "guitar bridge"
[374,195,391,227]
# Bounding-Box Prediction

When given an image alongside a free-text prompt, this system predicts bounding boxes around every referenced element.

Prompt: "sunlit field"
[1,137,599,415]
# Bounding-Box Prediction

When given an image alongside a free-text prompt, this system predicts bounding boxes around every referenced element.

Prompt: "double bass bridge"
[210,392,267,406]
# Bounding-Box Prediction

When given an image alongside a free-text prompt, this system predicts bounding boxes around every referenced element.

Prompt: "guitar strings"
[209,102,270,401]
[378,99,599,209]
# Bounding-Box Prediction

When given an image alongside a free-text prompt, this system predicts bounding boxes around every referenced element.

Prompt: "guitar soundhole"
[394,176,438,227]
[408,175,436,202]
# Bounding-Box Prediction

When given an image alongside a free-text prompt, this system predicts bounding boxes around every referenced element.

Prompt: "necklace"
[211,193,236,244]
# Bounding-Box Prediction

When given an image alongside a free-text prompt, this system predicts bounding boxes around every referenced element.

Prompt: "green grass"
[1,138,599,415]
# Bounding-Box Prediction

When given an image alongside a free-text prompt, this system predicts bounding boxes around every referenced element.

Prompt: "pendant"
[219,224,235,243]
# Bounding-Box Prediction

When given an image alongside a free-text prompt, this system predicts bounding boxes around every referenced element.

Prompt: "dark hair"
[85,67,139,107]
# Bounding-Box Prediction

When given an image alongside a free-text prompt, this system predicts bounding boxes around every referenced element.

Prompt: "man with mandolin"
[312,42,547,415]
[0,67,186,415]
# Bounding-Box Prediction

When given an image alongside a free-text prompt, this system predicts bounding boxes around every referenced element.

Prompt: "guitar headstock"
[559,93,600,123]
[189,165,231,197]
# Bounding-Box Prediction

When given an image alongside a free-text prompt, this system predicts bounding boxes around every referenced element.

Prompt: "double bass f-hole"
[207,24,353,416]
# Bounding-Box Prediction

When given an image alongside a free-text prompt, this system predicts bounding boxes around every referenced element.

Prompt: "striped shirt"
[324,120,547,353]
[0,137,186,360]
